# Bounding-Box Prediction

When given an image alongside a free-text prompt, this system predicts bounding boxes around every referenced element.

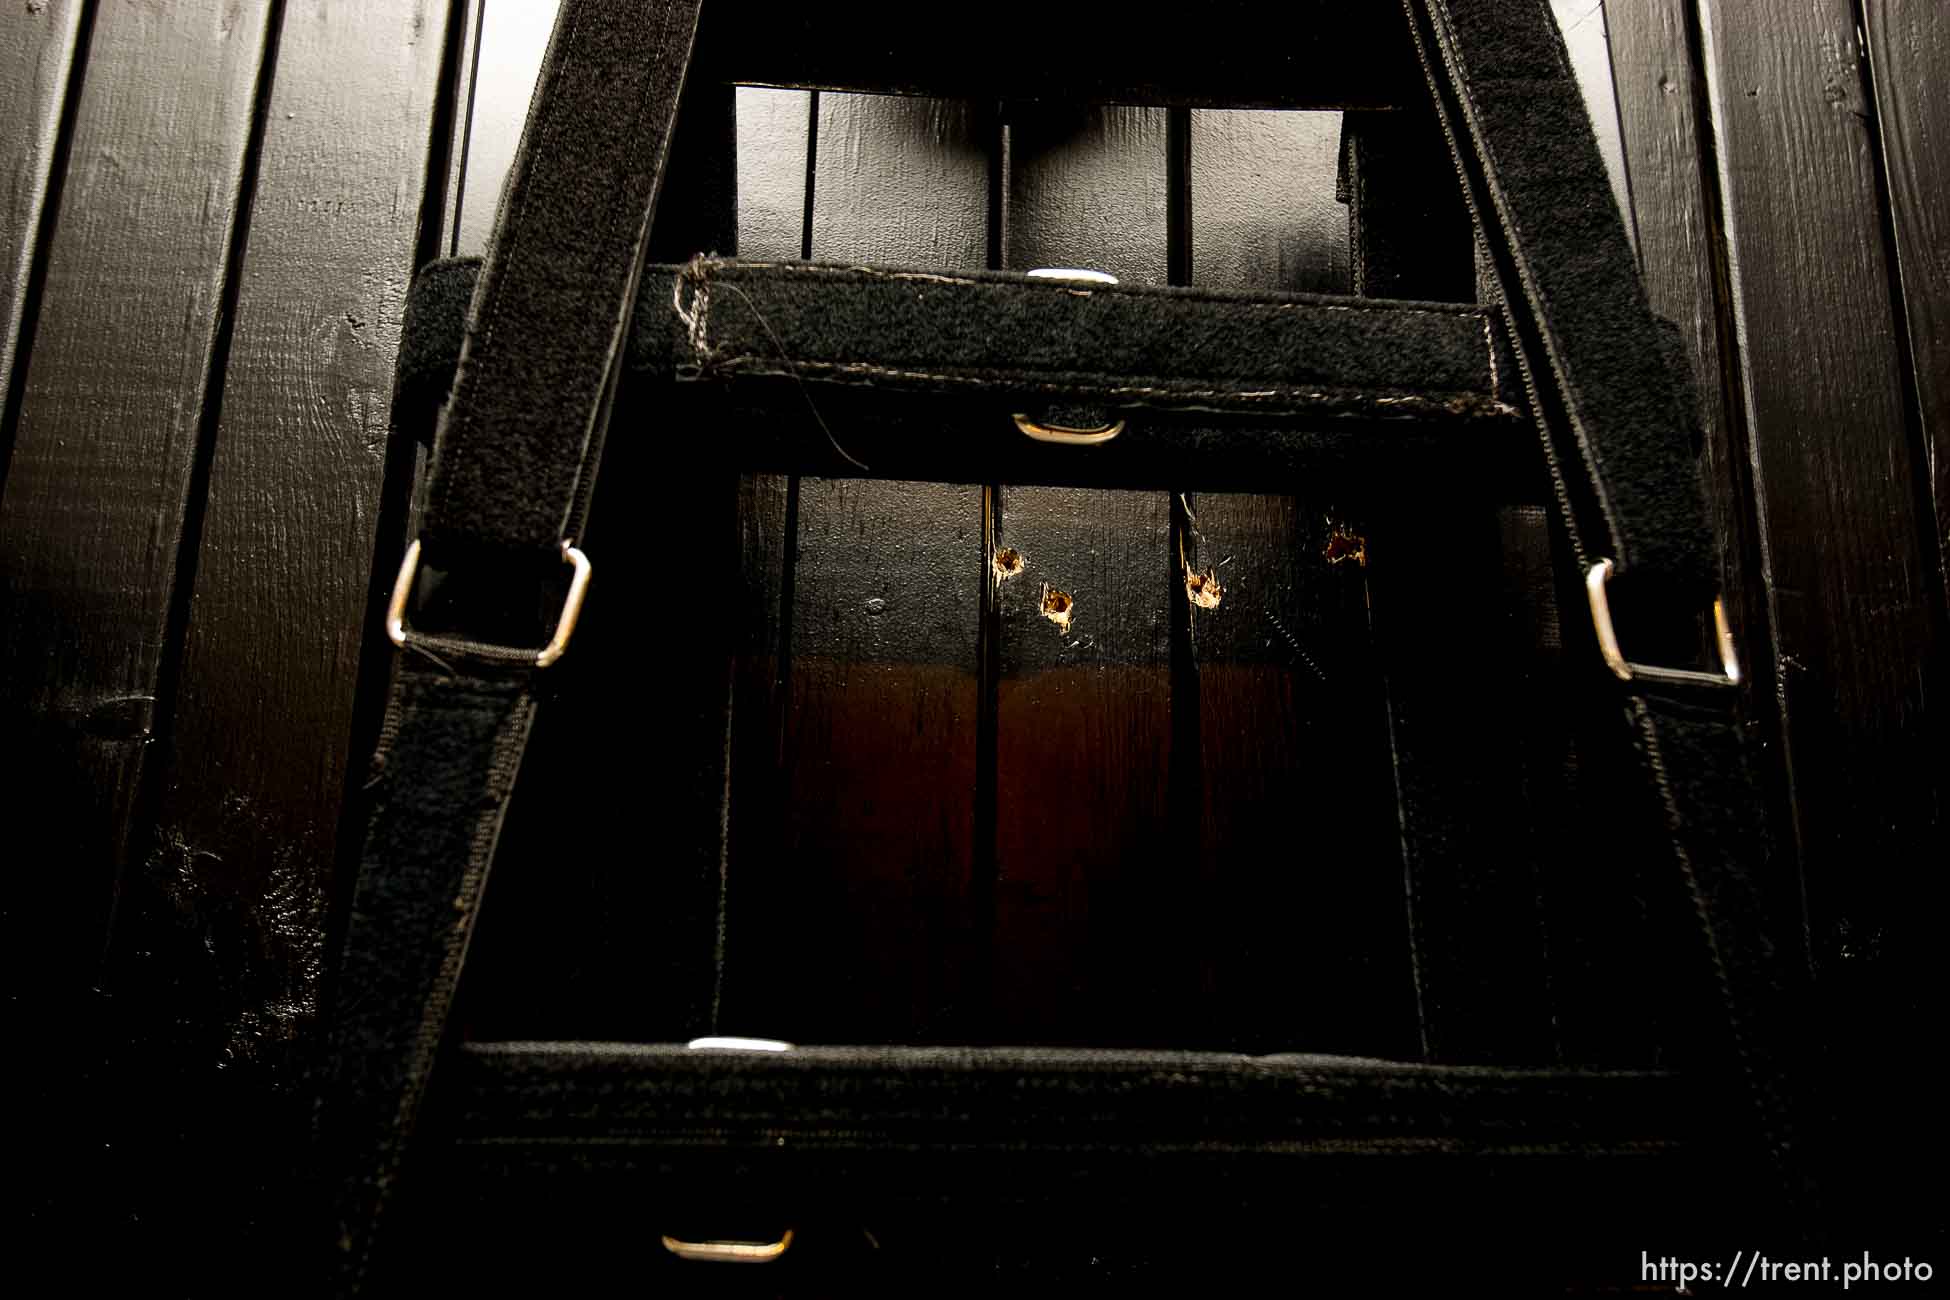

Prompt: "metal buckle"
[1585,559,1739,688]
[1011,411,1126,445]
[1015,268,1125,444]
[660,1231,795,1264]
[385,538,593,669]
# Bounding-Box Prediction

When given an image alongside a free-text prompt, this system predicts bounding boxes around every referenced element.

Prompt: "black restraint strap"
[1405,0,1811,1212]
[320,1,700,1287]
[419,0,700,568]
[1406,0,1715,600]
[394,256,1519,429]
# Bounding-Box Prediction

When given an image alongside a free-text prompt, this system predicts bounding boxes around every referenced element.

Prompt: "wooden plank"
[437,0,486,258]
[1604,0,1767,671]
[1188,111,1347,294]
[733,87,813,262]
[1187,145,1386,1054]
[1183,108,1414,1057]
[1696,0,1941,983]
[1844,0,1949,1246]
[989,106,1180,1046]
[0,0,86,406]
[120,0,457,1070]
[716,94,988,1044]
[451,0,560,258]
[0,0,275,991]
[699,87,806,1040]
[1863,1,1950,615]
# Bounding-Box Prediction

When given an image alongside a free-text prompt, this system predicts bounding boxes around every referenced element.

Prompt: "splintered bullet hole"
[1040,583,1075,633]
[1184,566,1223,610]
[1324,522,1367,567]
[992,547,1025,581]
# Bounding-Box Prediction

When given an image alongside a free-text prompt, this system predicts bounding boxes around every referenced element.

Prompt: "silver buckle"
[385,538,593,669]
[1585,559,1739,687]
[660,1230,795,1264]
[1015,268,1125,444]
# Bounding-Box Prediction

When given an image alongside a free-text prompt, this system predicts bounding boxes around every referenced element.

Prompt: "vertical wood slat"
[1861,1,1950,615]
[1695,0,1941,981]
[0,0,87,412]
[438,0,486,258]
[991,106,1179,1047]
[124,0,455,1069]
[449,0,560,258]
[1188,111,1348,295]
[710,86,805,1037]
[1603,0,1765,669]
[717,95,988,1043]
[0,0,277,988]
[1183,109,1415,1057]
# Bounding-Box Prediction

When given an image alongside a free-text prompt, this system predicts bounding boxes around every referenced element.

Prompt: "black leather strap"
[1402,0,1809,1211]
[319,1,701,1287]
[419,0,701,570]
[1405,0,1716,601]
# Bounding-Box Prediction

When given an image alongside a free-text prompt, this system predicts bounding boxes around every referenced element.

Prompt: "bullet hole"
[1324,522,1367,567]
[1184,566,1223,610]
[992,547,1025,581]
[1040,583,1075,634]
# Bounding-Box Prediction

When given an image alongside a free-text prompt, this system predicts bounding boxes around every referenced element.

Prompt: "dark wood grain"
[0,0,275,992]
[1696,0,1941,993]
[990,484,1173,1045]
[1182,109,1415,1057]
[123,0,455,1072]
[709,85,808,1040]
[717,94,989,1044]
[733,87,814,263]
[1862,0,1950,615]
[1604,0,1769,676]
[0,0,86,412]
[1188,111,1347,295]
[438,0,485,258]
[989,106,1181,1047]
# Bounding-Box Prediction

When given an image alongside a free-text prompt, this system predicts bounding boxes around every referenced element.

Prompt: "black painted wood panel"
[1696,0,1941,997]
[0,0,85,410]
[1863,1,1950,615]
[126,0,455,1078]
[2,0,276,992]
[717,94,989,1044]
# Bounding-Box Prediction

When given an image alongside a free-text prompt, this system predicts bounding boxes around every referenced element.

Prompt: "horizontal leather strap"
[441,1042,1702,1158]
[397,256,1521,438]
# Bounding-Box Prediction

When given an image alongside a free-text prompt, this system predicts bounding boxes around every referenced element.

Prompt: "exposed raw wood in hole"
[1324,521,1367,567]
[1039,583,1074,633]
[992,546,1024,581]
[1184,565,1223,609]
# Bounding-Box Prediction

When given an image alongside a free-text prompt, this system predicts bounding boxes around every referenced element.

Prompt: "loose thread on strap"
[716,279,871,473]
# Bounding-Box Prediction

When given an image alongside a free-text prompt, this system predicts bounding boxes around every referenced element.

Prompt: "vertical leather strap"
[319,2,701,1289]
[420,0,702,570]
[1404,0,1811,1215]
[1405,0,1716,600]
